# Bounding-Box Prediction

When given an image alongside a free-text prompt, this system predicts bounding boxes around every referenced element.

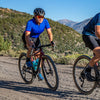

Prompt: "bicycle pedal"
[38,79,43,81]
[37,76,44,81]
[79,77,84,82]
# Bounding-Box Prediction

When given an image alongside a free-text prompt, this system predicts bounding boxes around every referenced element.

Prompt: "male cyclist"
[24,8,54,80]
[82,13,100,81]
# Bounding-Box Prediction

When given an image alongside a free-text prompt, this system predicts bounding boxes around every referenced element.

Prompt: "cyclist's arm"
[46,28,53,42]
[25,31,32,47]
[95,25,100,39]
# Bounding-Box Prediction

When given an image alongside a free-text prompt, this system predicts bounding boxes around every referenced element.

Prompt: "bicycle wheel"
[18,53,35,84]
[73,55,97,95]
[42,55,59,91]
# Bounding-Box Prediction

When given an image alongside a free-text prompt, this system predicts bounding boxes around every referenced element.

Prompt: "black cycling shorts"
[82,35,100,50]
[30,37,41,49]
[22,32,41,49]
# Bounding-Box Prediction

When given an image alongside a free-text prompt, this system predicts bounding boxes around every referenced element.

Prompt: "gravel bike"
[18,44,59,91]
[73,55,100,95]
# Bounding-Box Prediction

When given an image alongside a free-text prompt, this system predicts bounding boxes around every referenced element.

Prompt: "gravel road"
[0,56,100,100]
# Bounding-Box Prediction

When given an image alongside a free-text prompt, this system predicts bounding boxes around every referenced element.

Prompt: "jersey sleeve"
[25,21,32,32]
[45,19,51,29]
[96,13,100,25]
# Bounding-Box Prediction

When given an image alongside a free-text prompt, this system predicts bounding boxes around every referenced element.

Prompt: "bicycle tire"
[73,55,97,95]
[18,52,34,84]
[42,55,59,91]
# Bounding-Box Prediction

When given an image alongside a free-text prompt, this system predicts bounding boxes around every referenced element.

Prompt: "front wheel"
[42,55,59,91]
[73,55,97,95]
[18,53,35,84]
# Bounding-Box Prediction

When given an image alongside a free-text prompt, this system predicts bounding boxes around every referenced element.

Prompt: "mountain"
[58,19,77,28]
[58,18,91,33]
[72,18,91,33]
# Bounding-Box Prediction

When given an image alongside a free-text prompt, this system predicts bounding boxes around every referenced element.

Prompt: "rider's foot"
[85,66,95,82]
[38,73,44,80]
[26,61,32,67]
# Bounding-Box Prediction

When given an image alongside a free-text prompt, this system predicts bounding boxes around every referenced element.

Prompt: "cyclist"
[24,8,54,80]
[82,13,100,81]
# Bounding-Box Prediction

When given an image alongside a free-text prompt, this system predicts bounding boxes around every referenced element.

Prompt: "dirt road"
[0,56,100,100]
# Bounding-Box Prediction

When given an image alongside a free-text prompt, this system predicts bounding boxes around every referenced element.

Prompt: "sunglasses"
[37,16,44,18]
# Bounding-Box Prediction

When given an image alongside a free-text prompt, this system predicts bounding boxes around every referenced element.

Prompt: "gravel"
[0,56,100,100]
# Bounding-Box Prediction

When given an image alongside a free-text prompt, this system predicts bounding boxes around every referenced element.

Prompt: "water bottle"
[36,58,39,64]
[32,58,39,71]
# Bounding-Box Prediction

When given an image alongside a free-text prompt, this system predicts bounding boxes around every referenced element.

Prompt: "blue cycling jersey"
[25,18,50,38]
[82,13,100,36]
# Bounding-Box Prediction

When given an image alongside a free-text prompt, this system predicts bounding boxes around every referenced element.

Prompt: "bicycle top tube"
[30,44,52,56]
[36,44,51,49]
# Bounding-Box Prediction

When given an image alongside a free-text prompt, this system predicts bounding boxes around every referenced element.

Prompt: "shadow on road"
[0,80,93,99]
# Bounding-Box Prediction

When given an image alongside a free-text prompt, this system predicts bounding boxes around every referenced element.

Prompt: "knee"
[93,47,100,54]
[94,52,100,58]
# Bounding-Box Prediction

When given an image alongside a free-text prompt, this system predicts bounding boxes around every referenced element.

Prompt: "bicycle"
[73,55,100,95]
[18,44,59,91]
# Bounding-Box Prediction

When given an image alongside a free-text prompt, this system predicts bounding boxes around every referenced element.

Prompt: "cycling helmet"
[34,8,45,16]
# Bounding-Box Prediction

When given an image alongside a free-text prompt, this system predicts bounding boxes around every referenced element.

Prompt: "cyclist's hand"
[51,41,54,46]
[51,41,55,51]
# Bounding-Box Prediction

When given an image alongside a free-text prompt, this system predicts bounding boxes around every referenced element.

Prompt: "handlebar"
[30,44,54,56]
[35,44,51,49]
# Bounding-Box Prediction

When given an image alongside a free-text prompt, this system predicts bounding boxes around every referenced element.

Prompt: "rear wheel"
[42,55,59,91]
[18,53,35,84]
[73,55,97,95]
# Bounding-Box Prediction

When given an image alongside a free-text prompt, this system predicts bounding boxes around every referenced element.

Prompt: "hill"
[0,7,89,62]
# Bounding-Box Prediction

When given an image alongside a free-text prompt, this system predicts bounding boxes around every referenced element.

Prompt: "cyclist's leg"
[26,37,40,57]
[32,37,41,59]
[26,38,40,67]
[83,34,100,66]
[89,47,100,66]
[26,38,33,67]
[82,34,100,81]
[31,38,44,80]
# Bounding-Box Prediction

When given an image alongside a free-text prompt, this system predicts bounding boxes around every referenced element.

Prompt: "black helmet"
[34,8,45,16]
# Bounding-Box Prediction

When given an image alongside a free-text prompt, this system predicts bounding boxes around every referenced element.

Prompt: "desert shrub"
[0,35,11,51]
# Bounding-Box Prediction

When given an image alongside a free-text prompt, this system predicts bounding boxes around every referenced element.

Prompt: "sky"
[0,0,100,22]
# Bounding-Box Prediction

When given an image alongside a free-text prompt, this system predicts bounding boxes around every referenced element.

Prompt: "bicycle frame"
[30,44,51,57]
[30,44,52,74]
[18,43,59,90]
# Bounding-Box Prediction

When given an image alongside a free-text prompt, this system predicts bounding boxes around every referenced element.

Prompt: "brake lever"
[52,45,55,51]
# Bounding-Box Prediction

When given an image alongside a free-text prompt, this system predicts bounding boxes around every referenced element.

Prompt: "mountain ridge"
[58,18,91,33]
[58,19,77,27]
